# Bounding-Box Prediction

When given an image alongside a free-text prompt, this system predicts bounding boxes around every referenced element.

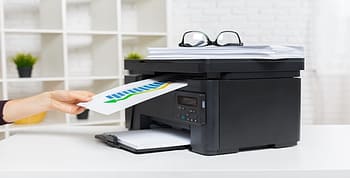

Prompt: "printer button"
[178,106,184,110]
[180,115,186,120]
[189,109,196,113]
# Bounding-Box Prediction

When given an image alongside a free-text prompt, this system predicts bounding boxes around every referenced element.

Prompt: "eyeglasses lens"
[184,32,209,47]
[217,32,240,46]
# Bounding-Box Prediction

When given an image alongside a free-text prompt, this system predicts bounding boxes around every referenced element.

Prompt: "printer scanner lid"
[125,58,304,74]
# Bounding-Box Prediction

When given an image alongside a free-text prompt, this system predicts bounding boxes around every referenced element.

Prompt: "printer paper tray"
[95,128,190,154]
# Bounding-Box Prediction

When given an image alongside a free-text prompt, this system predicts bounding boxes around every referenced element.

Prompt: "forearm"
[1,90,93,123]
[3,92,51,123]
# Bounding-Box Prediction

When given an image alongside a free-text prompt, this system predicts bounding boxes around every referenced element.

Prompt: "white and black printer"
[100,56,303,156]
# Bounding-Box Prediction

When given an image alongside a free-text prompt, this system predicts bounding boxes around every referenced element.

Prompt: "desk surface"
[0,125,350,178]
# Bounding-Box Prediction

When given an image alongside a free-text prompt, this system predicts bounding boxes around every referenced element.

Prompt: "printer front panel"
[175,91,206,126]
[126,79,208,129]
[125,78,223,155]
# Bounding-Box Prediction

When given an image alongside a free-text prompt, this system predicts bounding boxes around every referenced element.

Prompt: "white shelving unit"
[0,0,169,138]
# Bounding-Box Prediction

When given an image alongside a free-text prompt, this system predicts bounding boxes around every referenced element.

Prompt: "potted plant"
[11,53,38,78]
[125,52,143,60]
[77,109,90,120]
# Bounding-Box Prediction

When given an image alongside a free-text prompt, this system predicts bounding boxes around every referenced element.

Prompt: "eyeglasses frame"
[178,30,244,47]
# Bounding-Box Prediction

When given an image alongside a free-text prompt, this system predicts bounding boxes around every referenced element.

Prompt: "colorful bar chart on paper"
[78,78,188,115]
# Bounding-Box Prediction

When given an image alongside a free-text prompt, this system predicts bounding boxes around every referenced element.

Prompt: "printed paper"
[78,78,188,115]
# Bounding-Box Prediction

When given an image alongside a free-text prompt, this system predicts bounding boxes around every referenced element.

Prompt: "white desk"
[0,125,350,178]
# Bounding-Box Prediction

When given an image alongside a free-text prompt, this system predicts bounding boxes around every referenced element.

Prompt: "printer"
[121,57,304,155]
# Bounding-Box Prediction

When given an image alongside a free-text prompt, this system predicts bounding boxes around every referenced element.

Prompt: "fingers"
[68,91,94,102]
[75,107,87,115]
[51,100,87,115]
[48,90,94,114]
[50,90,95,103]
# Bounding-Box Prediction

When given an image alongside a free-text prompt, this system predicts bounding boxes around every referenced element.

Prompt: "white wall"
[307,0,350,124]
[2,0,319,124]
[170,0,315,124]
[169,0,312,46]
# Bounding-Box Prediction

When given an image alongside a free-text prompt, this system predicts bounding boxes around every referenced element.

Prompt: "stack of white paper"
[147,45,304,60]
[106,128,190,150]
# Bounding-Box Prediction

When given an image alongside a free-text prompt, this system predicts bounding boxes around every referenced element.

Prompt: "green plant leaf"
[11,53,38,68]
[125,52,143,60]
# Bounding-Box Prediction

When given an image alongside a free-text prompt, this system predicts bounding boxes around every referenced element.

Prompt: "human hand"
[47,90,94,115]
[3,90,95,123]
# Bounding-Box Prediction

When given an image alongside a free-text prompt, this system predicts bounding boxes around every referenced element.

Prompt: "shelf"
[0,0,168,137]
[1,123,65,132]
[0,83,3,99]
[4,112,67,132]
[0,26,3,80]
[68,76,122,81]
[122,35,167,58]
[121,32,167,36]
[67,30,118,35]
[6,77,65,82]
[5,33,64,78]
[4,29,63,34]
[3,0,62,30]
[0,117,122,132]
[4,125,124,134]
[3,31,168,36]
[66,0,118,31]
[67,34,120,77]
[121,0,167,33]
[4,29,120,35]
[0,127,6,133]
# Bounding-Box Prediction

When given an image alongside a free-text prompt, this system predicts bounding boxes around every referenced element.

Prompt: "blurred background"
[169,0,350,124]
[0,0,349,139]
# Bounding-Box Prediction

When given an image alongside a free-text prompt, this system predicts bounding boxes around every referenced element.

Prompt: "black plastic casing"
[124,58,304,155]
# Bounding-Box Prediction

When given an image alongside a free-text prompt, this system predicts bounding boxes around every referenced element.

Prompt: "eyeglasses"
[178,31,243,47]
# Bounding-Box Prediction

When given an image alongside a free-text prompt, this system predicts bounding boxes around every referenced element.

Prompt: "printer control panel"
[175,92,206,126]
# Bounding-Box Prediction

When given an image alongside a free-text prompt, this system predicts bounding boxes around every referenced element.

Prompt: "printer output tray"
[95,128,190,154]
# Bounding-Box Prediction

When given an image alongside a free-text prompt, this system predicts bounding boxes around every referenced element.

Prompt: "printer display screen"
[178,96,197,107]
